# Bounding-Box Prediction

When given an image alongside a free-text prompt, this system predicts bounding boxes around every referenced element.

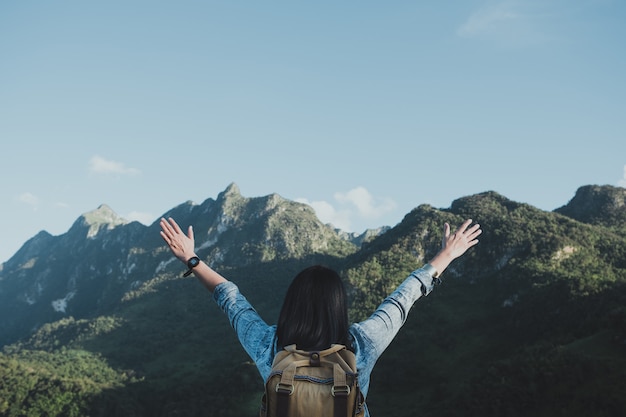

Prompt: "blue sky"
[1,0,625,263]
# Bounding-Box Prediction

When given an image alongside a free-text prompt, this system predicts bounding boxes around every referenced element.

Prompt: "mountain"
[0,183,357,347]
[0,204,147,347]
[1,183,625,417]
[555,184,626,232]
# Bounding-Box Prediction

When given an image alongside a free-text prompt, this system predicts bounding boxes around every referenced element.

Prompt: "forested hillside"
[1,185,625,417]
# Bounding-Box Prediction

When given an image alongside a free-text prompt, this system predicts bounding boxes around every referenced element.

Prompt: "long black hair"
[276,265,350,351]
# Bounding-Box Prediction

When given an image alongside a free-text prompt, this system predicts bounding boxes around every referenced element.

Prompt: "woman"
[160,217,482,416]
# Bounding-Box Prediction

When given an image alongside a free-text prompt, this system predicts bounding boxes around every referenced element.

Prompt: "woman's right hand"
[429,219,482,275]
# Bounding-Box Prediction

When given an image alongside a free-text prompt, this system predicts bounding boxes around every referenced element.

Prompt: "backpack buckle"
[331,385,350,397]
[276,383,294,395]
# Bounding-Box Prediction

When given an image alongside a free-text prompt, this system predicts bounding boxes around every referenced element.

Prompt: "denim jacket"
[213,267,438,417]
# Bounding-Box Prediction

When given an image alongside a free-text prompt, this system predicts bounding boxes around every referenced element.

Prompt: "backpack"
[260,344,365,417]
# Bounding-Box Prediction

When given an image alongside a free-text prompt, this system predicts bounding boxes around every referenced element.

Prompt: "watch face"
[188,257,200,268]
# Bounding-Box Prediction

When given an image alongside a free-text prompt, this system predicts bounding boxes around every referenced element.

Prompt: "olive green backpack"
[260,344,365,417]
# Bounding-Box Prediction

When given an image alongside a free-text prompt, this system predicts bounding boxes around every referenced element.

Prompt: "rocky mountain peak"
[217,182,242,201]
[555,184,626,229]
[70,204,128,238]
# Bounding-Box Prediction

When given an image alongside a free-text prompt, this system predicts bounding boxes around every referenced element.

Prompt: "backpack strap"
[332,362,349,417]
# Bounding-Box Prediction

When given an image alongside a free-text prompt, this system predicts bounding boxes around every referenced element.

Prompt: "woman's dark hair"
[276,265,350,351]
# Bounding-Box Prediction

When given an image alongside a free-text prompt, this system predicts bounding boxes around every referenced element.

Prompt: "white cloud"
[125,211,155,226]
[296,198,353,231]
[89,155,141,176]
[619,165,626,187]
[334,186,397,219]
[297,186,397,232]
[17,192,39,209]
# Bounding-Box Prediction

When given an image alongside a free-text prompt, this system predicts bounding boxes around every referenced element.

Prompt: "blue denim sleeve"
[213,281,277,380]
[351,267,437,392]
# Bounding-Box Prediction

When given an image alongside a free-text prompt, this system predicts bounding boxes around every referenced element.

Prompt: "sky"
[1,0,625,263]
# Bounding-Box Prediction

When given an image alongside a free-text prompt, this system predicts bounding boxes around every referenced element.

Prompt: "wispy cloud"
[457,0,557,45]
[89,155,141,176]
[297,186,397,232]
[16,194,70,212]
[619,165,626,188]
[457,2,522,38]
[17,192,39,209]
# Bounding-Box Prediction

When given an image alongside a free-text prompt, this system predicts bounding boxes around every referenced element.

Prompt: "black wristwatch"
[183,256,200,277]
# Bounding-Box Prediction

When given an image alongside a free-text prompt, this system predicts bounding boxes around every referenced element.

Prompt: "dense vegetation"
[1,188,625,416]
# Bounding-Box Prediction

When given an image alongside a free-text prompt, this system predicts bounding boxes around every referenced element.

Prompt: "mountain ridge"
[0,183,360,346]
[1,183,625,417]
[1,183,623,345]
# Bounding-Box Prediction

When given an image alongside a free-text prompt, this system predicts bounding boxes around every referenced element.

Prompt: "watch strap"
[183,256,200,277]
